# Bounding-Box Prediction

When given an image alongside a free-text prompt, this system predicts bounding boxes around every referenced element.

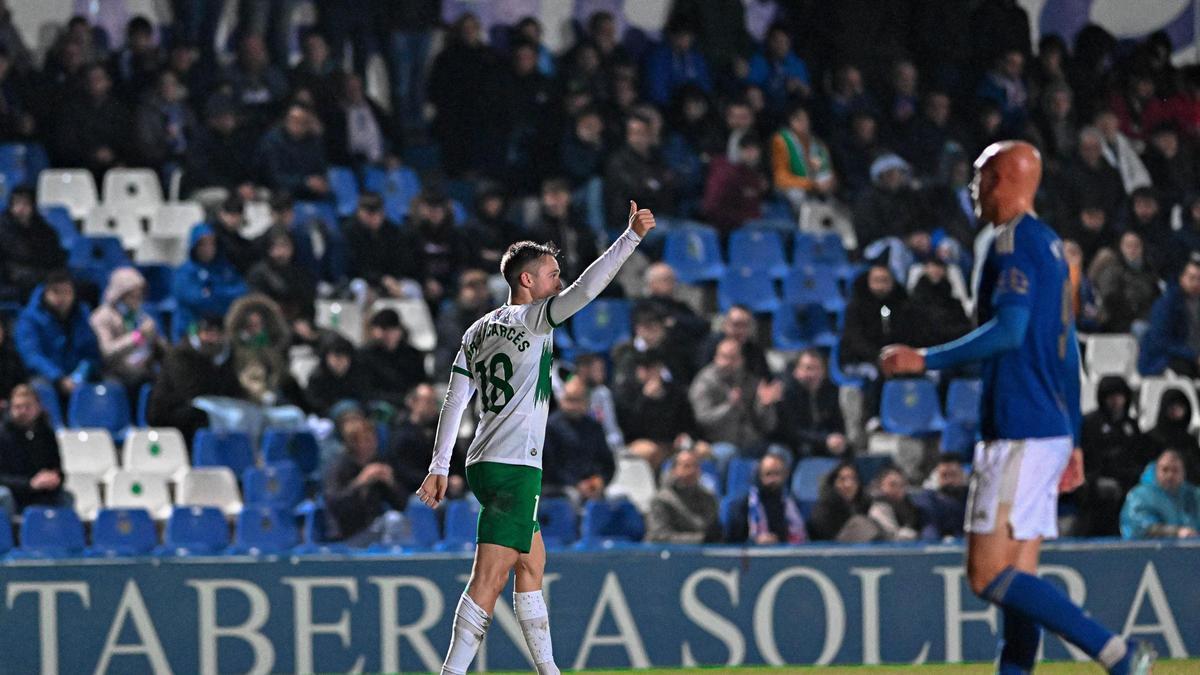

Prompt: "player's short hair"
[501,240,560,288]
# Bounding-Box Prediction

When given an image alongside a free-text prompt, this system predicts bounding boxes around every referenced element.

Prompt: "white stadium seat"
[64,473,102,522]
[178,467,243,517]
[1084,334,1139,382]
[372,298,437,351]
[102,168,163,217]
[56,428,118,482]
[152,201,205,238]
[83,204,145,249]
[605,456,657,513]
[134,235,187,266]
[37,169,98,220]
[106,470,173,520]
[317,300,364,346]
[122,428,189,483]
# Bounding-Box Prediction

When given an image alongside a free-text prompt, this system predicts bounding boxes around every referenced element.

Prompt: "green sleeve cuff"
[546,296,564,328]
[451,365,472,378]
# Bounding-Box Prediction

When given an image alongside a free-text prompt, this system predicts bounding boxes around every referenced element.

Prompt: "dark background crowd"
[0,0,1197,553]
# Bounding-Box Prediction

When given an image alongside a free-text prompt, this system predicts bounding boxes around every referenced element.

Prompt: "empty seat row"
[663,225,851,285]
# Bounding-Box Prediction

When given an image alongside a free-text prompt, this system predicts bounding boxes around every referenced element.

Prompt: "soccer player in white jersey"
[418,201,656,675]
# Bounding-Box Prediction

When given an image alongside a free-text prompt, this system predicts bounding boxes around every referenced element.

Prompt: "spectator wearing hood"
[840,263,911,375]
[774,349,847,458]
[725,451,807,545]
[1146,389,1200,481]
[646,449,722,543]
[770,103,836,215]
[401,189,472,307]
[1120,450,1200,539]
[306,333,369,417]
[0,384,65,514]
[917,455,968,539]
[146,314,240,442]
[701,132,768,236]
[1087,231,1160,335]
[361,308,426,409]
[1138,256,1200,377]
[14,271,99,400]
[0,187,67,303]
[245,226,317,338]
[908,259,972,348]
[173,223,248,341]
[852,153,921,253]
[808,461,876,542]
[225,294,294,407]
[1080,375,1153,536]
[89,267,165,396]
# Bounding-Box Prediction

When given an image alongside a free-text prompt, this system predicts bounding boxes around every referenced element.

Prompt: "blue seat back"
[327,166,359,217]
[725,457,758,497]
[193,429,256,476]
[0,142,48,186]
[663,226,726,283]
[729,228,788,277]
[301,500,332,544]
[40,205,79,249]
[571,299,631,354]
[363,167,421,222]
[235,506,299,553]
[537,497,577,547]
[581,499,644,542]
[136,382,153,427]
[791,457,839,503]
[91,508,157,556]
[772,303,835,350]
[719,493,743,534]
[784,263,845,311]
[405,498,441,549]
[68,381,130,437]
[293,201,338,231]
[854,455,893,486]
[0,510,11,554]
[136,263,175,305]
[164,505,229,554]
[441,499,480,546]
[717,265,781,314]
[881,378,947,436]
[68,236,130,288]
[243,461,303,510]
[20,506,85,557]
[32,379,63,429]
[261,428,320,475]
[794,231,848,266]
[946,379,983,424]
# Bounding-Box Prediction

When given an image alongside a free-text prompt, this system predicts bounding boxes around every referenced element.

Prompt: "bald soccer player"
[882,141,1154,675]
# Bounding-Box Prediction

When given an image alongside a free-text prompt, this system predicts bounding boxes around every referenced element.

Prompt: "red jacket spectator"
[701,135,768,233]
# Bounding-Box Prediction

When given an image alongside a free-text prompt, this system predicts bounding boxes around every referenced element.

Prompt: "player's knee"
[515,555,543,583]
[967,560,1004,598]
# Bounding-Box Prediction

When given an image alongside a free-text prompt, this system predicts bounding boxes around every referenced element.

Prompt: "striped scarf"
[748,485,806,544]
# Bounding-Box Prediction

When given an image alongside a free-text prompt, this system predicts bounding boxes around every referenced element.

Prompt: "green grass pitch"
[488,659,1197,674]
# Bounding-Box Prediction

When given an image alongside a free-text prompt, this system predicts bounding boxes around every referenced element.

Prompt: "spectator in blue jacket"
[643,17,712,107]
[14,271,99,400]
[745,22,811,113]
[1120,450,1200,539]
[256,102,330,200]
[172,224,248,341]
[1138,255,1200,377]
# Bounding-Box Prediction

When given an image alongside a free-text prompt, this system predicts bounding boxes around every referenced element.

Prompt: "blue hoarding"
[1,540,1197,674]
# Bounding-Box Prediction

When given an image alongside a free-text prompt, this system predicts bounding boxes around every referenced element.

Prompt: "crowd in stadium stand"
[0,0,1199,554]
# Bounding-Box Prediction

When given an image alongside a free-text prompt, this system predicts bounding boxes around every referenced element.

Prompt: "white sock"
[441,593,490,675]
[514,590,559,675]
[1098,636,1127,670]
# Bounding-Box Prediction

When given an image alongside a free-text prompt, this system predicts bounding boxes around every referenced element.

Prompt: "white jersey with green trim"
[456,299,559,468]
[427,227,644,477]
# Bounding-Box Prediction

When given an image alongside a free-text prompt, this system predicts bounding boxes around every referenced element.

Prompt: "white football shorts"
[964,436,1073,540]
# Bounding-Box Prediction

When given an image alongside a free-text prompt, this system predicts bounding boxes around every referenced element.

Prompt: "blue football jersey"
[976,213,1078,441]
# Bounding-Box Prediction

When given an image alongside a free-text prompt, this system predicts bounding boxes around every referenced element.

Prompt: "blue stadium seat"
[0,142,49,187]
[327,166,359,217]
[794,231,849,267]
[136,263,176,313]
[136,382,152,427]
[294,499,351,554]
[772,304,837,351]
[576,499,644,548]
[945,379,983,424]
[243,461,304,510]
[571,299,631,354]
[742,217,796,235]
[784,263,846,313]
[719,493,743,535]
[88,508,157,557]
[828,342,865,388]
[435,499,479,552]
[40,205,79,249]
[725,457,758,497]
[405,497,441,550]
[729,228,788,279]
[158,506,229,556]
[791,457,839,504]
[880,378,947,436]
[855,455,893,486]
[19,506,86,558]
[0,510,11,556]
[663,225,726,284]
[68,381,130,441]
[293,201,338,231]
[717,265,781,314]
[537,497,577,548]
[32,379,63,429]
[68,236,130,289]
[231,506,299,555]
[261,428,320,475]
[941,422,977,457]
[193,429,256,476]
[363,166,421,222]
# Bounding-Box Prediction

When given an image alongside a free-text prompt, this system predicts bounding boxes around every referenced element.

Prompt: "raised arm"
[533,202,656,333]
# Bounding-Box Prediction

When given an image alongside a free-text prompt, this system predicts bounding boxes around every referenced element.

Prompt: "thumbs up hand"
[628,200,656,238]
